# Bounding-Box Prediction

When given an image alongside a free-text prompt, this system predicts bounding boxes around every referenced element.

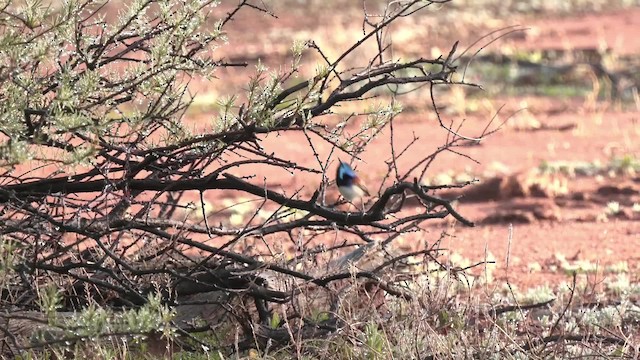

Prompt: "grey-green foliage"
[29,292,176,356]
[0,0,223,166]
[68,292,176,338]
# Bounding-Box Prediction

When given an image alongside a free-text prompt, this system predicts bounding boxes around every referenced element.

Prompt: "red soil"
[193,4,640,289]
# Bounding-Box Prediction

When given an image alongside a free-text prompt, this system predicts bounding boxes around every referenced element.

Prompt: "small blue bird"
[336,160,370,209]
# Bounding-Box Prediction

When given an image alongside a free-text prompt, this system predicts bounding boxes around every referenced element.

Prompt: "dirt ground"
[189,4,640,289]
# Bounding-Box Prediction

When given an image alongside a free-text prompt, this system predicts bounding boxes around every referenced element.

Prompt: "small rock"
[597,184,639,196]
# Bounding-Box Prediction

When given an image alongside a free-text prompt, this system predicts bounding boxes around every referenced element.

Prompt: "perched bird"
[336,160,370,210]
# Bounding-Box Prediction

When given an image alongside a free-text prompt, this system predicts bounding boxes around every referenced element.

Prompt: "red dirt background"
[186,3,640,290]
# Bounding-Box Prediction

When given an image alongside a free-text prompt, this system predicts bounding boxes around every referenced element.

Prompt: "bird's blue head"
[336,160,356,187]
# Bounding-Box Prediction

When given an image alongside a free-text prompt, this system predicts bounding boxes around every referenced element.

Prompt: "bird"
[336,159,370,211]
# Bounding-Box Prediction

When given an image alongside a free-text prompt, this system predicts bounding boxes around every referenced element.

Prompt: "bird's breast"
[338,184,367,201]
